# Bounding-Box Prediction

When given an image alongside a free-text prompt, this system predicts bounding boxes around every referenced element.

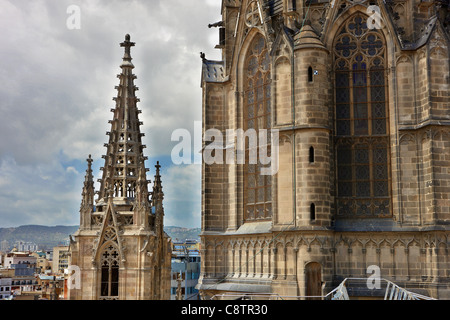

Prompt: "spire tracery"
[96,34,151,214]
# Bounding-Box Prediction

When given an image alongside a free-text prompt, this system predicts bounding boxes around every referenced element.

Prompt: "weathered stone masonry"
[198,0,450,299]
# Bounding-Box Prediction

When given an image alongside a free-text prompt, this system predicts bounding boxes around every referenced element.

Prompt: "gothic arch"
[324,4,397,55]
[399,132,416,145]
[396,54,413,65]
[433,128,450,141]
[237,28,269,90]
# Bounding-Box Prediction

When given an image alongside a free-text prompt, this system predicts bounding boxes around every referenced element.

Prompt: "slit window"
[308,66,313,82]
[310,203,316,221]
[309,146,315,163]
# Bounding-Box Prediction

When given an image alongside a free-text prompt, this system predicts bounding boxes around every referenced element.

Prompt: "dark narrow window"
[309,146,315,163]
[308,66,313,82]
[310,203,316,221]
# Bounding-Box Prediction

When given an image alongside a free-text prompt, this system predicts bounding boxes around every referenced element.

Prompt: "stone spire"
[80,154,95,228]
[152,161,164,235]
[97,34,150,213]
[151,160,165,300]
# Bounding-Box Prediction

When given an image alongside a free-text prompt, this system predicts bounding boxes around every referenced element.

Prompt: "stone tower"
[68,35,171,300]
[198,0,449,299]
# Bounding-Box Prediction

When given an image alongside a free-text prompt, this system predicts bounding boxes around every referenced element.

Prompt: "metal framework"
[209,278,437,300]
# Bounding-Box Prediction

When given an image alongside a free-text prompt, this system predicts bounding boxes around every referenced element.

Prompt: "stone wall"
[199,0,449,300]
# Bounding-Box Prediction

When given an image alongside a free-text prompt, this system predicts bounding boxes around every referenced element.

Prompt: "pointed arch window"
[333,14,391,218]
[100,244,120,299]
[244,34,272,221]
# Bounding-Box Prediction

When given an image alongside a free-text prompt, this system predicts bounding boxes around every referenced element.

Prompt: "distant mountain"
[165,226,201,242]
[0,225,201,251]
[0,225,79,250]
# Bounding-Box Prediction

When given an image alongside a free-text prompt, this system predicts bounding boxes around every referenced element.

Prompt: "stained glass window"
[334,14,391,218]
[244,34,272,221]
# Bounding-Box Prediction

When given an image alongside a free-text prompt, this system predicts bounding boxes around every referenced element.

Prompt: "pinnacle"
[84,154,94,184]
[152,161,163,196]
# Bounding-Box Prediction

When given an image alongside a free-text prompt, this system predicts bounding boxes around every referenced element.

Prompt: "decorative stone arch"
[399,132,416,144]
[236,27,269,95]
[323,4,398,54]
[433,128,450,141]
[309,236,325,253]
[396,53,413,65]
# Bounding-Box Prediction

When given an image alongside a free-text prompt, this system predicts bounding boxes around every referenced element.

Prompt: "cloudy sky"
[0,0,222,228]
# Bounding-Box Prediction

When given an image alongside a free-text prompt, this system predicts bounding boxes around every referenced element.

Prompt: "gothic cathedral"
[68,35,172,300]
[198,0,450,299]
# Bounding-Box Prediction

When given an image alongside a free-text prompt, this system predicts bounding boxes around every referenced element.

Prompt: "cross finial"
[120,34,134,68]
[120,34,135,67]
[87,154,93,166]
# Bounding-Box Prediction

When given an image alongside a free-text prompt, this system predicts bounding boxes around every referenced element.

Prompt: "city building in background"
[15,241,38,252]
[171,240,201,300]
[52,246,69,275]
[0,275,12,300]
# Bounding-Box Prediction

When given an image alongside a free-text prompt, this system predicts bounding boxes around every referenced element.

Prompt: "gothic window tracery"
[334,14,391,218]
[100,244,119,299]
[244,33,272,221]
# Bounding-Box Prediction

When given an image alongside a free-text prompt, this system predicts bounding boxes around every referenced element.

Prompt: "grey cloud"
[0,0,221,227]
